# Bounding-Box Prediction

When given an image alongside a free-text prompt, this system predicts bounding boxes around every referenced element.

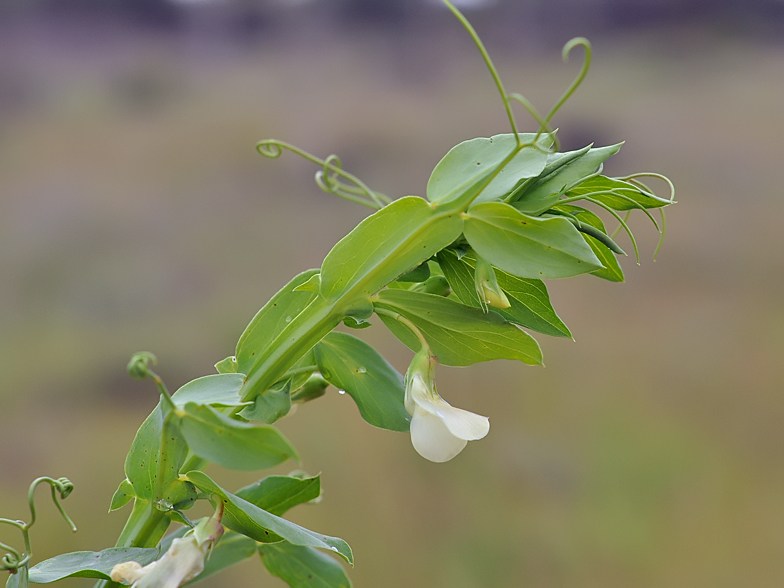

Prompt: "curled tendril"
[1,478,77,575]
[126,351,176,411]
[257,139,390,210]
[620,172,677,204]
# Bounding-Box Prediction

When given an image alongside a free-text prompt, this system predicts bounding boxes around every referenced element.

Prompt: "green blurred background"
[1,1,783,586]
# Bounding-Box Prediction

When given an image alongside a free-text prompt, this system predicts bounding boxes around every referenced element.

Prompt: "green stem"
[241,297,343,402]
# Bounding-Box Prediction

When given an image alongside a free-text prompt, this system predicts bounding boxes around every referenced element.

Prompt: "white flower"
[111,515,223,588]
[404,351,489,463]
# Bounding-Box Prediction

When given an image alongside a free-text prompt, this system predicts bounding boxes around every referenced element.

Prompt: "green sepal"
[109,479,135,512]
[314,332,410,431]
[185,471,353,564]
[179,403,298,470]
[259,542,353,588]
[464,201,603,279]
[375,289,542,367]
[27,548,159,583]
[436,250,571,338]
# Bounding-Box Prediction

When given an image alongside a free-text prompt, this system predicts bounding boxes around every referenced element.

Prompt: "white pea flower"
[405,349,489,463]
[111,513,223,588]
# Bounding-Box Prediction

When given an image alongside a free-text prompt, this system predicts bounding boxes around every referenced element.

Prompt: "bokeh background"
[1,1,783,587]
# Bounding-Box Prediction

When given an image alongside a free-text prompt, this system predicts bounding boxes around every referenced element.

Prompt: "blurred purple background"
[1,1,783,587]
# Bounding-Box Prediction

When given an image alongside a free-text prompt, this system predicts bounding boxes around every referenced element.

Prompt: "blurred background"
[1,0,783,587]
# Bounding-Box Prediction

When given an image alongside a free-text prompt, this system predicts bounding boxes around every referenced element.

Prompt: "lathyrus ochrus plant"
[2,1,674,587]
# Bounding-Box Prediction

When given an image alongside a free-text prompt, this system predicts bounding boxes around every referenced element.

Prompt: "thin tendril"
[583,197,640,263]
[611,210,632,239]
[540,38,592,134]
[257,139,390,210]
[557,189,661,232]
[506,94,559,152]
[653,208,667,261]
[442,0,520,144]
[620,172,676,203]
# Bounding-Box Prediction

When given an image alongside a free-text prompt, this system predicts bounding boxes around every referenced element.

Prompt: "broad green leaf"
[464,201,603,279]
[375,289,542,367]
[179,403,298,471]
[28,548,159,583]
[259,542,352,588]
[124,403,187,501]
[239,385,292,424]
[513,143,622,214]
[236,269,320,375]
[314,332,410,432]
[565,175,671,210]
[185,472,353,564]
[236,474,321,516]
[553,205,624,282]
[436,250,571,338]
[193,532,258,583]
[109,478,134,512]
[427,133,550,206]
[171,374,248,408]
[319,196,463,301]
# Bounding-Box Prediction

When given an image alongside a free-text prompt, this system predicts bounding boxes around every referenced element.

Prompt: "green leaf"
[236,269,320,375]
[554,205,624,282]
[396,262,431,283]
[171,374,248,408]
[28,548,159,583]
[565,175,671,210]
[436,250,571,338]
[464,201,603,279]
[375,289,542,367]
[179,403,298,471]
[236,474,321,516]
[239,384,292,424]
[513,143,622,214]
[427,133,550,206]
[124,403,187,501]
[319,196,463,302]
[259,542,352,588]
[214,355,239,374]
[185,472,353,564]
[109,478,135,512]
[314,332,410,432]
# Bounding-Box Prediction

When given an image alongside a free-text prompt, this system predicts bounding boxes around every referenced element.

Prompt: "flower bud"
[474,257,510,310]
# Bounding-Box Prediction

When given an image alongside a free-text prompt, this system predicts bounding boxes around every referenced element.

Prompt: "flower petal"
[432,403,489,441]
[410,407,467,462]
